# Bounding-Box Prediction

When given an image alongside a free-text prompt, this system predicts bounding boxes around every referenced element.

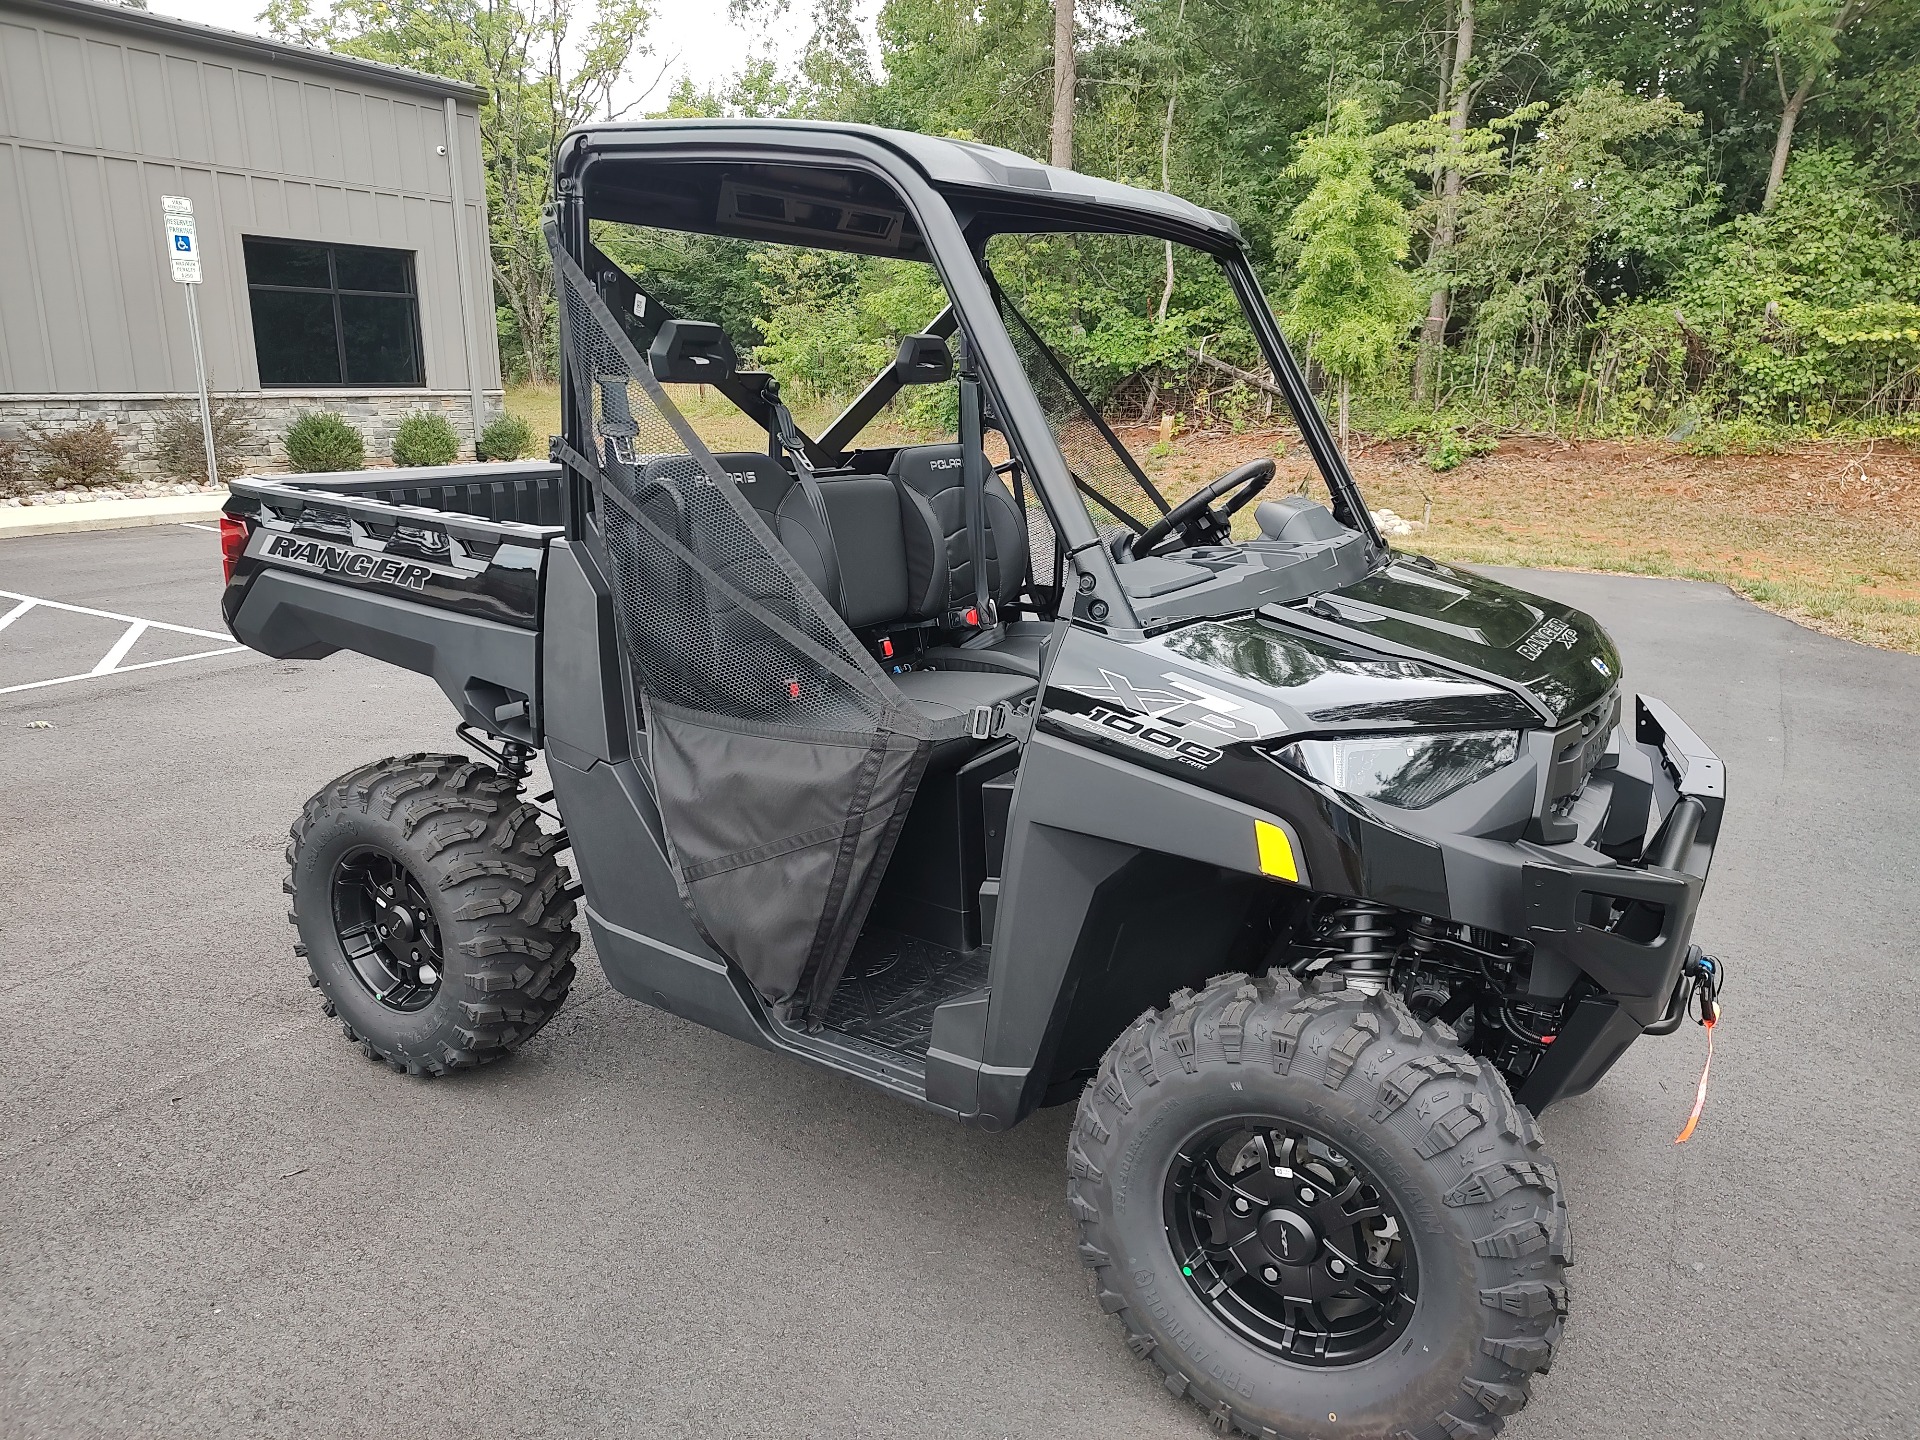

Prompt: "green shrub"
[1424,430,1498,471]
[151,398,258,484]
[284,412,366,473]
[391,411,460,467]
[477,412,534,461]
[0,433,31,498]
[28,420,124,489]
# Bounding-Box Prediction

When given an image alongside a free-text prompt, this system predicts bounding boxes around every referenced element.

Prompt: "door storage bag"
[548,223,935,1021]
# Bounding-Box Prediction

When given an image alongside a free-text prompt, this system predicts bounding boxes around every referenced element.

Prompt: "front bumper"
[1508,695,1724,1107]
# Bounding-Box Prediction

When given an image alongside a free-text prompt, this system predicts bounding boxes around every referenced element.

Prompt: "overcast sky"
[146,0,880,106]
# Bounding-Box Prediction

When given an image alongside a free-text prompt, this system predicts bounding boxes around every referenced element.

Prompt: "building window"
[243,238,424,387]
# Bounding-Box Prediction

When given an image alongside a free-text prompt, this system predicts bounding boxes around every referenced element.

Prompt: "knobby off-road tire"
[1070,971,1569,1440]
[287,754,579,1075]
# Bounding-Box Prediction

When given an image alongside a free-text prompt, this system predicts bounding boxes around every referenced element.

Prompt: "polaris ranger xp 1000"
[220,120,1727,1440]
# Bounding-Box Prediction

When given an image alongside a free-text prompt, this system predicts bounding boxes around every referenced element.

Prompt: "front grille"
[1545,690,1620,809]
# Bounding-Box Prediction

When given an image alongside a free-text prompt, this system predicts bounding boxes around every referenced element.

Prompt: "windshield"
[983,230,1354,548]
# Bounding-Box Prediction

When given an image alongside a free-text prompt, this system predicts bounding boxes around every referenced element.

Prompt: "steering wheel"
[1129,458,1276,558]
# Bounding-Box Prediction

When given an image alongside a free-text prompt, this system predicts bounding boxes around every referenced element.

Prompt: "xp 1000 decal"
[1046,661,1288,770]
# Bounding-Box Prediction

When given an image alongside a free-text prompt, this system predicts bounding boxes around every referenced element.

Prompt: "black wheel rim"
[330,847,446,1012]
[1163,1118,1418,1366]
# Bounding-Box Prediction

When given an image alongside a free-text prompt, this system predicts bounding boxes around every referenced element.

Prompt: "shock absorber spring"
[1325,901,1398,993]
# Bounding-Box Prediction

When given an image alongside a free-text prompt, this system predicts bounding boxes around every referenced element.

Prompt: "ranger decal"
[254,533,441,591]
[1516,616,1579,661]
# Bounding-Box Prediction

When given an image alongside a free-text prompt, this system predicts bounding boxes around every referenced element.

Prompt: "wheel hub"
[1164,1119,1418,1367]
[330,848,445,1012]
[1258,1208,1319,1264]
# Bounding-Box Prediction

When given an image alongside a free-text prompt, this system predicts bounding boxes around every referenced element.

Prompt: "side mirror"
[891,333,953,386]
[649,319,737,385]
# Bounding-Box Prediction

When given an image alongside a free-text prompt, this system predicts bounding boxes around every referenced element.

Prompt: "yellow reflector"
[1255,820,1299,882]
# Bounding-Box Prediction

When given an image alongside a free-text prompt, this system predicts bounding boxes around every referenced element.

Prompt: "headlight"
[1274,730,1520,808]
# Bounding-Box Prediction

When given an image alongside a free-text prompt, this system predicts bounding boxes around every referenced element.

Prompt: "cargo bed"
[219,461,568,742]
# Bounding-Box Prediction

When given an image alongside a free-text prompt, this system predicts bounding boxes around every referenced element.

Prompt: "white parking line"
[178,522,220,533]
[0,588,245,695]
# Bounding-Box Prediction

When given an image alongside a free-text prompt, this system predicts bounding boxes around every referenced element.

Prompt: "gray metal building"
[0,0,502,478]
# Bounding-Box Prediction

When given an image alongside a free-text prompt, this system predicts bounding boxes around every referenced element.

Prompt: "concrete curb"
[0,493,224,539]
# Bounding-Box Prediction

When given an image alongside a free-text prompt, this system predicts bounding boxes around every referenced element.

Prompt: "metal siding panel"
[204,63,244,169]
[216,167,258,387]
[422,101,449,197]
[334,89,371,185]
[0,145,53,390]
[313,184,344,239]
[456,106,484,206]
[103,155,171,390]
[404,194,443,386]
[22,145,86,386]
[128,47,172,158]
[166,55,210,165]
[393,100,426,195]
[424,197,466,388]
[249,174,286,238]
[465,200,500,387]
[85,38,133,153]
[43,32,92,149]
[374,189,405,243]
[305,83,339,180]
[1,24,54,142]
[271,76,309,176]
[284,180,318,236]
[179,166,242,393]
[238,69,275,173]
[363,94,400,190]
[345,186,378,238]
[64,150,132,390]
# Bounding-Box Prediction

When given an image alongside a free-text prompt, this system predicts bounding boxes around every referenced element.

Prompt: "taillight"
[219,512,250,584]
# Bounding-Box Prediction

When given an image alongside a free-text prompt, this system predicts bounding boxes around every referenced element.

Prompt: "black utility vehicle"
[221,120,1726,1440]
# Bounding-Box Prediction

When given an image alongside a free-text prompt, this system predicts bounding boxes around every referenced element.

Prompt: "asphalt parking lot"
[2,523,1916,1439]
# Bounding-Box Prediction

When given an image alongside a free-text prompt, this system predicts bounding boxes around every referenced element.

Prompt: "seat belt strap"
[958,371,996,630]
[766,384,844,615]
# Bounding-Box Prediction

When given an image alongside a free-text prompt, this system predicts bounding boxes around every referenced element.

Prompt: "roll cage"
[550,119,1385,638]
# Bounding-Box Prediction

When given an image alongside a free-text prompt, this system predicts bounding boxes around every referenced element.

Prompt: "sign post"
[161,195,218,486]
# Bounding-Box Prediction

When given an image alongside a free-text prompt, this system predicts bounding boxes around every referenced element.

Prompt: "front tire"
[1070,972,1568,1439]
[286,753,580,1076]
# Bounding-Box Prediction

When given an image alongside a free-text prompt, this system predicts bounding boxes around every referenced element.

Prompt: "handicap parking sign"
[161,195,202,283]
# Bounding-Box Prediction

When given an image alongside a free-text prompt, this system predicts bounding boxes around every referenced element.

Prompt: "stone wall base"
[0,391,507,480]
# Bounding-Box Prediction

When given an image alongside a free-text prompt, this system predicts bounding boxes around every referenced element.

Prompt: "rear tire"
[286,753,579,1076]
[1069,971,1569,1440]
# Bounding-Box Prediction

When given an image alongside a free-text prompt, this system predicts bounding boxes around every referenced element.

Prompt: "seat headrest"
[648,319,736,385]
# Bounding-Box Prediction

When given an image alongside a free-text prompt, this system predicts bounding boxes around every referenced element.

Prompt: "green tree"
[1285,101,1422,445]
[1750,0,1883,209]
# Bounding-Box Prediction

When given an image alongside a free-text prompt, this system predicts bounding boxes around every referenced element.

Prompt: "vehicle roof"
[558,118,1244,252]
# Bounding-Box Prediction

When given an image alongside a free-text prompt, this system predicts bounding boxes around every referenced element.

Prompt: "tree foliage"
[273,0,1920,436]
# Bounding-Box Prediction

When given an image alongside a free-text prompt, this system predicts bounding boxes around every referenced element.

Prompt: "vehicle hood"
[1282,556,1622,725]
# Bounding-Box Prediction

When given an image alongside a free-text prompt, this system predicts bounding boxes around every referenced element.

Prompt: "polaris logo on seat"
[927,457,963,471]
[258,534,438,591]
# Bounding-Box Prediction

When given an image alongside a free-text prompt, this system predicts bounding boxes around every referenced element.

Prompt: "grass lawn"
[506,383,1920,655]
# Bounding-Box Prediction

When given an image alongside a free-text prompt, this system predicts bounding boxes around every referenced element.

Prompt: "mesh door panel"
[551,232,931,1020]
